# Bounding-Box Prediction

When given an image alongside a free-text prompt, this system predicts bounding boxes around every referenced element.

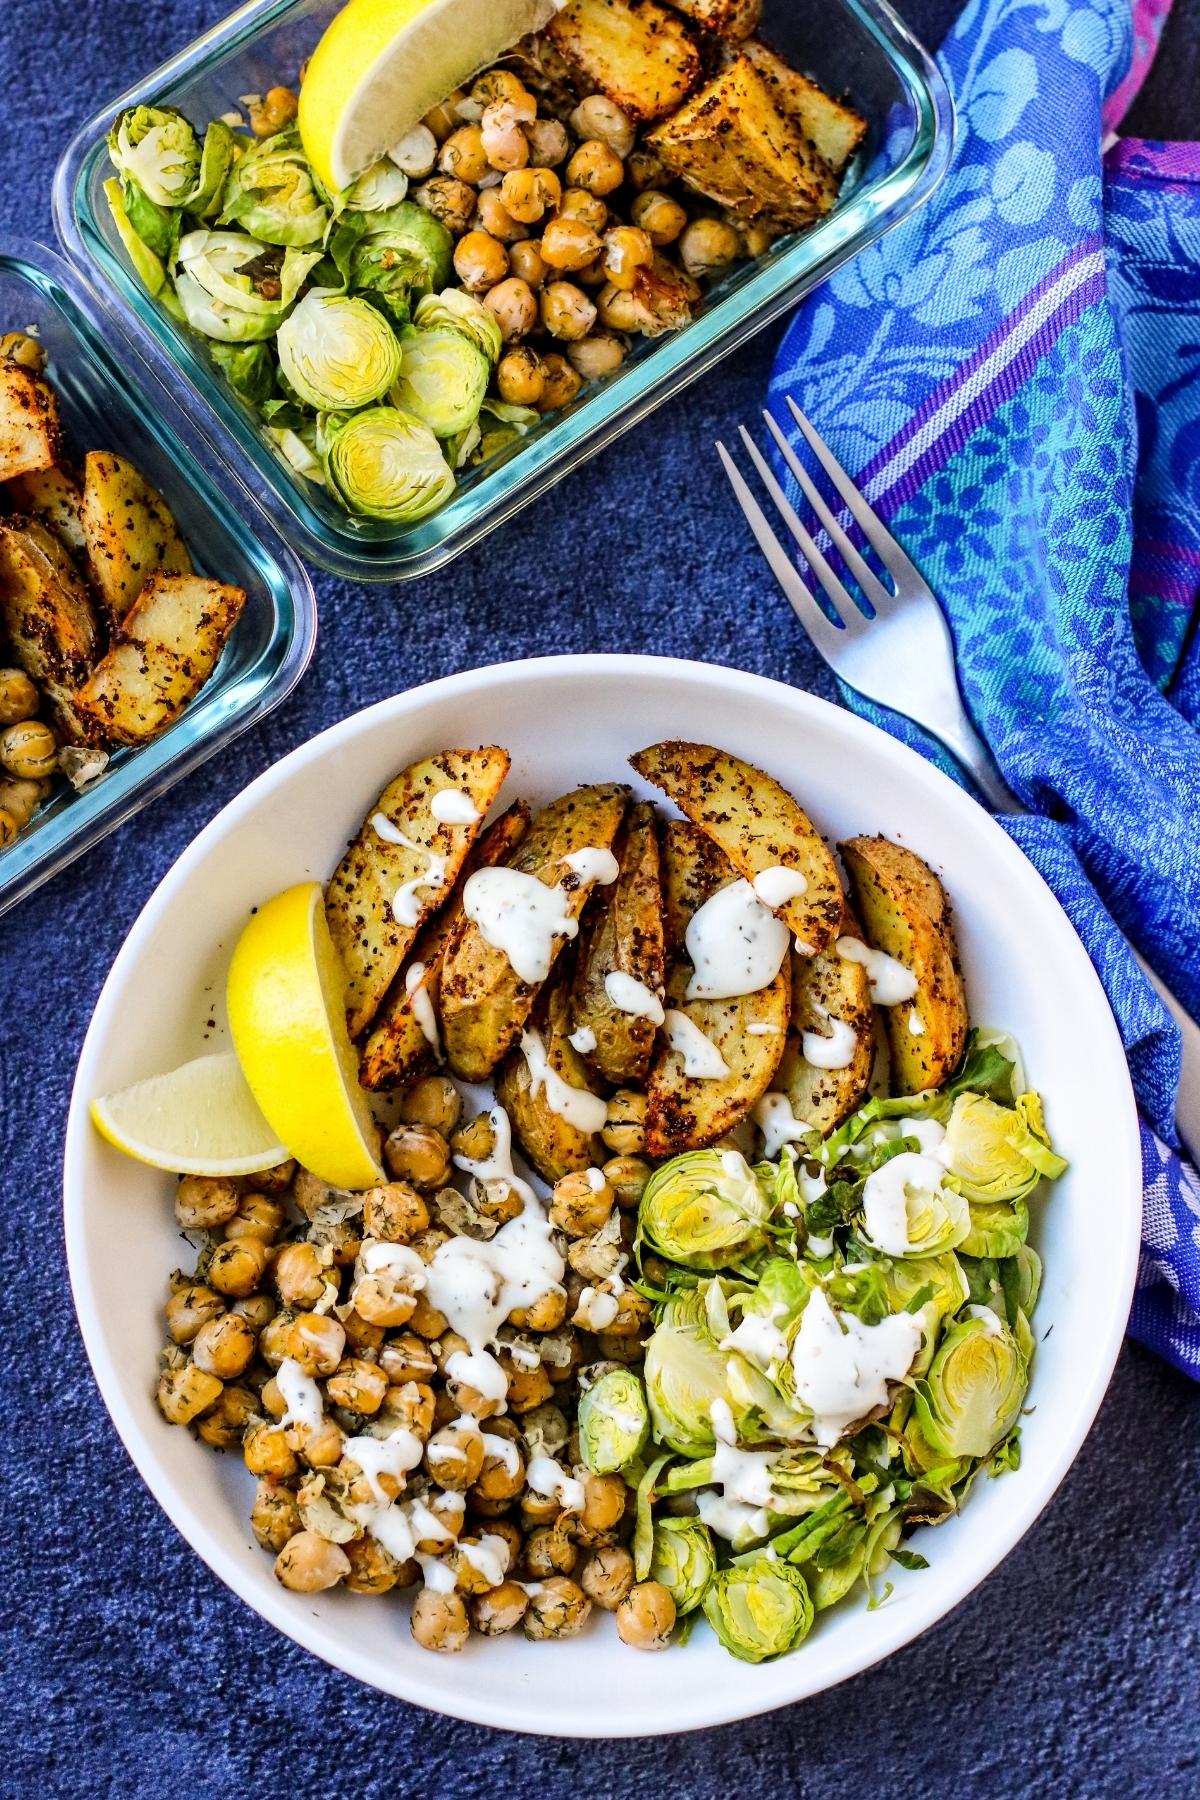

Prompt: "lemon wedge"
[91,1053,290,1176]
[227,882,385,1188]
[298,0,561,194]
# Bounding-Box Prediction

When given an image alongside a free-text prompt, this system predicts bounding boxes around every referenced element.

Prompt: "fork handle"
[929,714,1023,813]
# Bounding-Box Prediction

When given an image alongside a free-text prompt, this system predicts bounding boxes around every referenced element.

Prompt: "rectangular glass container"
[0,239,316,917]
[54,0,952,582]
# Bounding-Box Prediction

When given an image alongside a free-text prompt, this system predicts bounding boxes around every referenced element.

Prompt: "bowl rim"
[62,654,1142,1735]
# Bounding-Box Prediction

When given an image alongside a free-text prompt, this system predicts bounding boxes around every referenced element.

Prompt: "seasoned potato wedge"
[495,977,607,1182]
[0,518,100,740]
[646,54,837,225]
[662,0,761,42]
[3,463,86,554]
[570,802,665,1086]
[840,835,968,1095]
[0,359,62,481]
[630,740,844,955]
[326,747,511,1039]
[645,820,788,1158]
[741,38,868,174]
[73,572,244,747]
[359,800,531,1091]
[80,450,192,627]
[777,910,874,1135]
[547,0,702,124]
[440,782,630,1082]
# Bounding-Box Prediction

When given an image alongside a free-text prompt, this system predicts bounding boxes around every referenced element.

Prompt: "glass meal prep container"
[54,0,953,584]
[0,238,316,918]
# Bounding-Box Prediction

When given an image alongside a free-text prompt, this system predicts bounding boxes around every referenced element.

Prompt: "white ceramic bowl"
[64,655,1141,1736]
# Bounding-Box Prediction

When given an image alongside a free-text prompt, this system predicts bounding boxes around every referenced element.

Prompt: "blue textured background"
[4,1,1199,1790]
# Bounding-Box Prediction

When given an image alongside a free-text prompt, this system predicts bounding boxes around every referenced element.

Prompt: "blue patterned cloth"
[769,0,1200,1376]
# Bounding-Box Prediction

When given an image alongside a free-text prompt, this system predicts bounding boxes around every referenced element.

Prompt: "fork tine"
[784,397,927,592]
[715,441,845,662]
[736,426,868,637]
[763,409,894,613]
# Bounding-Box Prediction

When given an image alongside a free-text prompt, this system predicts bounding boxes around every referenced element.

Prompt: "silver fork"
[719,396,1200,1160]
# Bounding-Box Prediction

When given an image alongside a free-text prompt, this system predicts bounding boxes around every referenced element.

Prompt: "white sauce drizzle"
[458,1533,510,1588]
[480,1431,522,1476]
[752,864,809,908]
[404,962,442,1056]
[415,1552,457,1592]
[451,1102,536,1208]
[836,935,919,1005]
[520,1029,608,1135]
[861,1151,949,1255]
[721,1310,788,1372]
[276,1358,324,1432]
[568,1024,597,1055]
[574,1286,620,1331]
[696,1489,769,1543]
[372,814,449,928]
[430,788,481,825]
[563,847,620,886]
[585,1167,606,1192]
[445,1347,508,1406]
[790,1288,922,1447]
[603,970,665,1024]
[908,1007,926,1036]
[967,1304,1005,1337]
[753,1092,814,1159]
[663,1009,730,1079]
[526,1454,586,1512]
[746,1022,782,1036]
[801,1010,859,1071]
[685,880,791,1000]
[462,850,617,984]
[343,1426,424,1506]
[707,1398,781,1526]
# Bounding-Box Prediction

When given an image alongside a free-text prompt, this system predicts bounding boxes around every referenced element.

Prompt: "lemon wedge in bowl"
[91,1053,290,1176]
[299,0,562,193]
[227,881,385,1188]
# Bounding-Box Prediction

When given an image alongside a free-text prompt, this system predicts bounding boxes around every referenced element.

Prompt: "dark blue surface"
[3,2,1199,1791]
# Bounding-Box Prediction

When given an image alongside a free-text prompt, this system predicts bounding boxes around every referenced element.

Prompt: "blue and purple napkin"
[768,0,1200,1376]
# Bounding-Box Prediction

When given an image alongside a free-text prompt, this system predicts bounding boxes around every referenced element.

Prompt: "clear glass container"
[0,238,316,918]
[54,0,952,582]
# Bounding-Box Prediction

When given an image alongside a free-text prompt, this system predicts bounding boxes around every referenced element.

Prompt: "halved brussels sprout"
[349,202,454,303]
[912,1312,1028,1460]
[639,1150,771,1271]
[211,341,276,408]
[103,178,166,295]
[702,1559,814,1662]
[190,119,239,220]
[859,1150,970,1258]
[577,1366,650,1475]
[337,160,410,215]
[175,231,319,342]
[413,288,503,365]
[961,1198,1029,1259]
[388,326,490,439]
[940,1092,1066,1204]
[644,1289,733,1457]
[277,293,404,412]
[108,106,201,209]
[650,1516,717,1614]
[267,424,325,485]
[322,406,455,522]
[220,127,329,247]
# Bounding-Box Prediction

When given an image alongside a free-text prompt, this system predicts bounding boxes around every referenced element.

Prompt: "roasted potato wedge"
[776,909,873,1135]
[326,747,511,1039]
[0,517,100,740]
[740,38,868,174]
[440,782,630,1082]
[630,740,844,955]
[495,976,607,1182]
[0,359,62,482]
[80,450,192,627]
[662,0,761,41]
[570,802,666,1086]
[840,835,968,1095]
[73,572,245,747]
[359,800,531,1091]
[645,820,788,1157]
[547,0,703,124]
[3,463,86,554]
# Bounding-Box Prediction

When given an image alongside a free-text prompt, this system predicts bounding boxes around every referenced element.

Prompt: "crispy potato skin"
[73,572,244,746]
[80,450,192,628]
[661,0,761,42]
[0,517,100,741]
[326,747,511,1040]
[440,783,630,1082]
[3,463,86,554]
[740,38,868,174]
[645,820,788,1157]
[359,800,530,1091]
[547,0,702,123]
[778,907,873,1136]
[630,739,844,954]
[840,835,968,1095]
[495,977,605,1181]
[0,361,62,482]
[570,801,665,1086]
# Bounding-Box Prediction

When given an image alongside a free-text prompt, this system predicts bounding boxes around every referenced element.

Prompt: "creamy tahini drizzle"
[752,864,809,908]
[801,1007,859,1071]
[277,1357,324,1432]
[574,1286,620,1330]
[463,848,618,984]
[908,1008,926,1036]
[444,1347,508,1405]
[663,1009,730,1079]
[430,788,481,825]
[790,1288,922,1447]
[721,1310,788,1372]
[563,847,620,885]
[753,1092,814,1159]
[836,935,919,1005]
[685,880,791,1000]
[603,970,665,1025]
[520,1029,608,1135]
[860,1151,950,1254]
[568,1024,597,1055]
[404,962,442,1056]
[372,814,449,927]
[527,1454,586,1512]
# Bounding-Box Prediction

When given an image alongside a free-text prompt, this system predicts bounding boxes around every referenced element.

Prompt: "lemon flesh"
[91,1052,290,1176]
[227,882,385,1189]
[299,0,560,193]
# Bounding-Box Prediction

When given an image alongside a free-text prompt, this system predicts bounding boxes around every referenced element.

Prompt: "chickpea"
[505,1359,554,1412]
[296,1415,344,1469]
[497,345,545,406]
[274,1530,350,1592]
[246,1159,295,1198]
[603,1153,651,1208]
[407,1293,449,1337]
[500,167,562,225]
[509,238,548,290]
[453,229,510,293]
[224,1192,286,1243]
[247,85,297,137]
[604,1287,653,1339]
[0,331,45,371]
[602,225,653,292]
[740,218,782,258]
[243,1422,298,1478]
[425,1420,486,1490]
[423,91,466,142]
[381,1333,437,1385]
[250,1479,301,1553]
[595,281,641,334]
[196,1382,258,1449]
[414,175,477,235]
[566,139,625,197]
[525,117,570,167]
[524,1575,591,1640]
[0,807,18,849]
[273,1241,330,1307]
[287,1311,346,1376]
[175,1175,240,1230]
[580,1544,634,1610]
[208,1236,269,1299]
[340,1307,385,1355]
[602,1089,646,1154]
[474,187,524,244]
[389,122,438,177]
[234,1292,277,1331]
[439,123,489,184]
[156,1362,223,1424]
[536,352,583,413]
[470,68,534,110]
[626,145,669,191]
[549,1170,615,1237]
[471,1579,529,1635]
[398,1074,461,1135]
[165,1284,225,1346]
[354,1266,422,1330]
[631,189,688,246]
[343,1533,402,1595]
[325,1356,388,1415]
[524,1520,577,1578]
[473,1434,526,1502]
[0,670,38,726]
[364,1177,432,1238]
[258,1309,295,1369]
[595,1329,649,1364]
[472,1179,524,1226]
[540,281,596,342]
[569,95,636,159]
[679,216,742,281]
[411,1587,470,1652]
[413,1485,464,1551]
[192,1311,256,1381]
[617,1579,676,1650]
[291,1169,343,1220]
[450,1111,497,1163]
[540,216,602,273]
[509,1285,568,1333]
[480,276,535,344]
[578,1471,627,1536]
[480,100,532,172]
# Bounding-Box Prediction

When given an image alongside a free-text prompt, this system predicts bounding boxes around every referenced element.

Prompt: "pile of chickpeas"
[157,1070,683,1654]
[0,667,78,849]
